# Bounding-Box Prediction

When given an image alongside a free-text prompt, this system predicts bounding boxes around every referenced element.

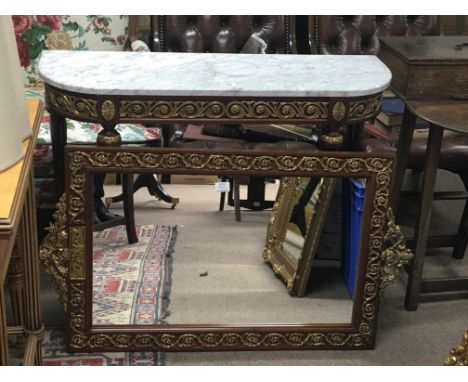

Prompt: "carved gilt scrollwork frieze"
[119,100,329,121]
[46,85,97,118]
[348,95,381,122]
[69,330,367,351]
[67,151,392,175]
[44,85,383,124]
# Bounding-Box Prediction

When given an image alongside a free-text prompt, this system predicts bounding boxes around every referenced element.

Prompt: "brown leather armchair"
[308,16,468,259]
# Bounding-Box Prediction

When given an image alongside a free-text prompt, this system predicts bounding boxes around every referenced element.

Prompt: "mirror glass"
[90,173,367,327]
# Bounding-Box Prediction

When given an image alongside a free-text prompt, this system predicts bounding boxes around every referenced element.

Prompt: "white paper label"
[214,181,230,192]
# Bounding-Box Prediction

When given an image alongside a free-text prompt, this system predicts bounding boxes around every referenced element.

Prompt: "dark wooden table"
[378,35,468,311]
[392,98,468,311]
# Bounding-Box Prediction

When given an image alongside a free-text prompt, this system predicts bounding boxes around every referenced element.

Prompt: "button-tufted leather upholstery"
[151,15,294,54]
[309,16,440,55]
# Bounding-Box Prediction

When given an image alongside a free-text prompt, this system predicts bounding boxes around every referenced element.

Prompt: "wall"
[12,15,129,87]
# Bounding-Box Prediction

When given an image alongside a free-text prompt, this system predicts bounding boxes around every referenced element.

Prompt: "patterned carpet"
[42,224,177,366]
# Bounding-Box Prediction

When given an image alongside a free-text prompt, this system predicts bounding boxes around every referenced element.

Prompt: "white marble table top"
[39,51,391,98]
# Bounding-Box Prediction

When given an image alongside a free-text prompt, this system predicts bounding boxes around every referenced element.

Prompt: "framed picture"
[263,176,336,297]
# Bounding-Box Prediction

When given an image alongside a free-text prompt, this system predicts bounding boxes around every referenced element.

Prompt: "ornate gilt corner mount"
[38,194,69,311]
[445,330,468,366]
[379,208,414,294]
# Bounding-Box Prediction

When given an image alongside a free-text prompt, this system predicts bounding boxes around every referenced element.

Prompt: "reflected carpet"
[42,224,176,366]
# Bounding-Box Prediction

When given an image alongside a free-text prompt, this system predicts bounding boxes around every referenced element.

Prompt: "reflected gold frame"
[263,177,336,297]
[60,144,405,352]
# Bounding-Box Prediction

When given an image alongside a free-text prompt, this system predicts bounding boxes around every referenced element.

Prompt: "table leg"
[50,112,67,199]
[0,283,9,365]
[345,122,363,151]
[17,174,43,365]
[404,123,444,311]
[452,171,468,259]
[219,176,228,211]
[233,177,241,222]
[122,173,138,244]
[391,106,417,212]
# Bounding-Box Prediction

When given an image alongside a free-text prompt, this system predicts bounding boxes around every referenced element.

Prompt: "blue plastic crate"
[341,178,366,299]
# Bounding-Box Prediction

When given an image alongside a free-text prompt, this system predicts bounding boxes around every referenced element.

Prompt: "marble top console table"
[37,51,413,353]
[40,51,390,99]
[39,51,391,131]
[39,51,391,196]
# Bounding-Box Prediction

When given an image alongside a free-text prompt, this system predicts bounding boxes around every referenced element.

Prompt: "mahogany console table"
[37,51,415,352]
[38,51,392,151]
[0,99,44,365]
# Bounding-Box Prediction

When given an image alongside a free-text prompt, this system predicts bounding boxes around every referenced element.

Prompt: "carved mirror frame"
[46,144,412,352]
[263,177,336,297]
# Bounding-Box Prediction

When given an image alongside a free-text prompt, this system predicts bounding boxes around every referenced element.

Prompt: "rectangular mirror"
[61,145,396,352]
[91,174,354,326]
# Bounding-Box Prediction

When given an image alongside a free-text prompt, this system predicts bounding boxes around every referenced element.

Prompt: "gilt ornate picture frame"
[36,144,415,352]
[263,176,336,297]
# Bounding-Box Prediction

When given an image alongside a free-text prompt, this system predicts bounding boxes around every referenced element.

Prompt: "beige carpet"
[128,181,353,325]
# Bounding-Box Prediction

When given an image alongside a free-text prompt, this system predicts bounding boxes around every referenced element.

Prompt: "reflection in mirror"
[283,177,324,265]
[90,173,367,327]
[263,177,368,300]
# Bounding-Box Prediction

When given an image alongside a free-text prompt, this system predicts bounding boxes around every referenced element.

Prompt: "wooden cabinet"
[379,36,468,99]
